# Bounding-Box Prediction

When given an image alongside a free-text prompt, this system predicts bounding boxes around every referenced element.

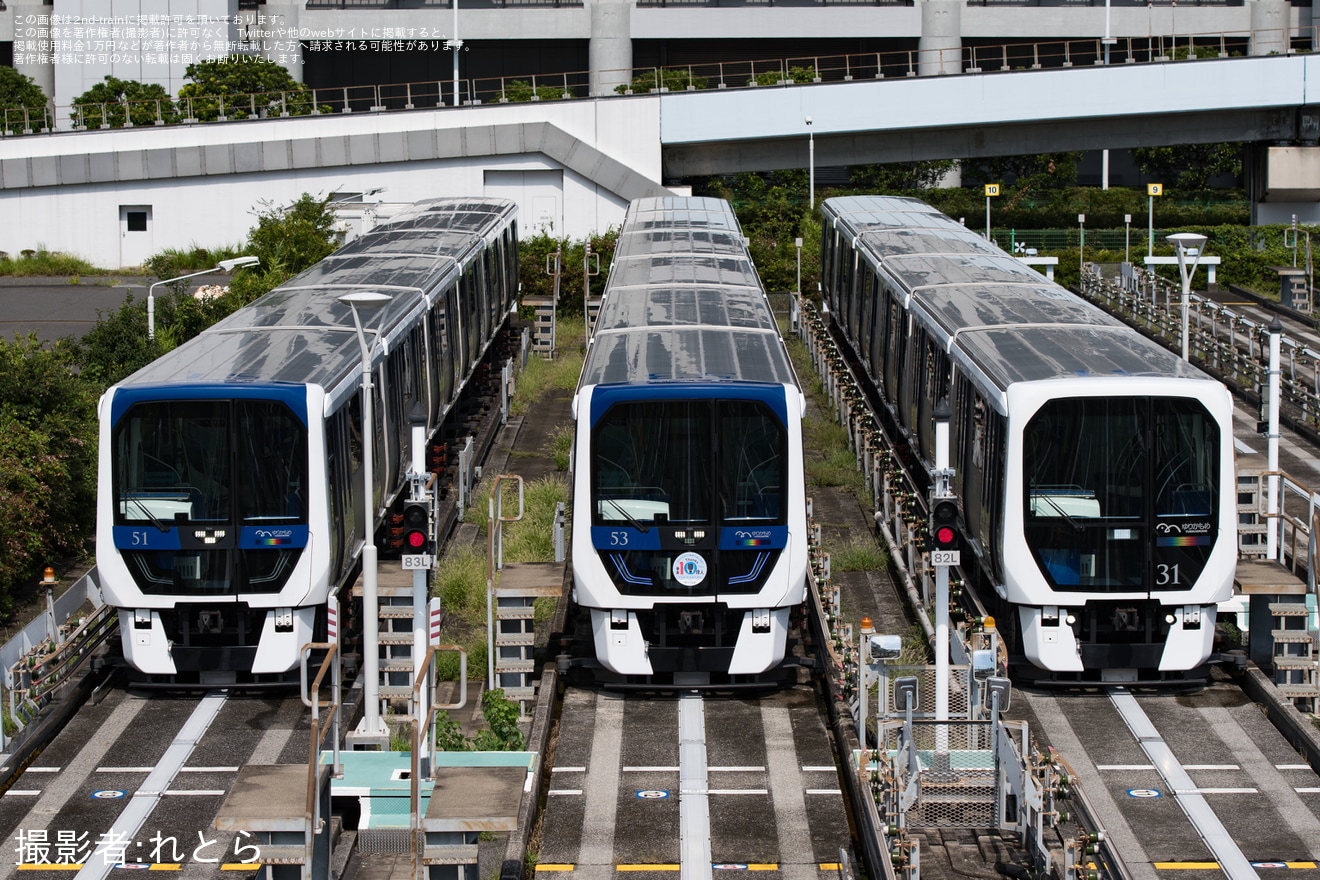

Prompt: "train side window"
[883,298,903,404]
[857,263,875,369]
[869,275,886,378]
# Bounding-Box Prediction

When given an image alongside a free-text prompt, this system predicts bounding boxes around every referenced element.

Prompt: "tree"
[0,66,49,135]
[0,336,98,614]
[963,151,1082,189]
[1132,144,1243,191]
[178,56,317,121]
[69,76,179,129]
[850,160,958,192]
[225,194,340,307]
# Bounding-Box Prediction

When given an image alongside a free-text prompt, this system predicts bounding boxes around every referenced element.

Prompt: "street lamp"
[340,289,393,745]
[147,255,260,340]
[445,0,464,106]
[1167,231,1208,362]
[805,116,814,211]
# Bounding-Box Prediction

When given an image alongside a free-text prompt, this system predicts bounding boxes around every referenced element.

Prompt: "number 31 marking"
[1156,563,1181,585]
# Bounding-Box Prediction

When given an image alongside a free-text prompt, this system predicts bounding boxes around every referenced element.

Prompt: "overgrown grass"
[828,534,889,573]
[501,476,571,564]
[144,244,248,279]
[511,315,585,418]
[0,250,98,276]
[548,424,573,472]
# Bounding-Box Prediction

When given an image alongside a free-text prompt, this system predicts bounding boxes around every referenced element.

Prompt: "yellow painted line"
[535,867,577,873]
[746,866,779,871]
[145,866,182,872]
[819,865,843,871]
[1155,864,1224,870]
[17,866,83,871]
[219,866,263,873]
[617,866,681,872]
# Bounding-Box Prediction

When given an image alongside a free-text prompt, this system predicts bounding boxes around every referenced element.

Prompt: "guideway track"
[534,684,852,880]
[1016,672,1320,879]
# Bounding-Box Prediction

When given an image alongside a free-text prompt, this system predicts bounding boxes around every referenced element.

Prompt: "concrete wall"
[0,98,663,267]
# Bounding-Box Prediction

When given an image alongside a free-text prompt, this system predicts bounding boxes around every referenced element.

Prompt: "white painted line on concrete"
[805,789,842,795]
[678,693,712,880]
[709,766,764,773]
[4,791,40,796]
[624,766,679,772]
[73,690,228,880]
[547,789,583,796]
[96,767,153,773]
[160,790,226,796]
[551,766,586,773]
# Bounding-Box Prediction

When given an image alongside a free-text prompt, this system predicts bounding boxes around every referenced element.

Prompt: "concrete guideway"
[1,52,1317,268]
[536,687,851,878]
[1016,678,1320,879]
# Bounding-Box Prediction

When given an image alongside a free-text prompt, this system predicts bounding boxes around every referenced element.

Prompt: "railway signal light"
[401,499,432,555]
[930,498,959,552]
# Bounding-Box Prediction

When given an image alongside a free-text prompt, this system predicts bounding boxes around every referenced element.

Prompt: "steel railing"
[3,25,1313,138]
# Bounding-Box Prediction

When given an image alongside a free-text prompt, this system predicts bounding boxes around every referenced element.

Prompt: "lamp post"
[1167,231,1208,362]
[148,256,260,340]
[340,290,393,745]
[1267,316,1283,561]
[1078,214,1086,276]
[805,116,814,211]
[445,0,464,106]
[1125,214,1132,264]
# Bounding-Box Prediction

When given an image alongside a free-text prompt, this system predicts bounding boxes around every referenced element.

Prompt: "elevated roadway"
[0,52,1317,267]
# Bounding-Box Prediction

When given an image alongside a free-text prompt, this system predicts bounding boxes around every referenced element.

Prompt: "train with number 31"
[820,195,1236,683]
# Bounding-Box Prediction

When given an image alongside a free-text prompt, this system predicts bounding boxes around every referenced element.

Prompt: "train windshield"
[1023,397,1218,592]
[112,399,308,595]
[592,396,787,596]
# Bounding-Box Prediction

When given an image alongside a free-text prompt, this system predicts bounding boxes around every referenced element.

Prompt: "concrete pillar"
[10,2,55,105]
[918,0,961,77]
[251,1,305,84]
[1250,0,1290,57]
[589,0,632,97]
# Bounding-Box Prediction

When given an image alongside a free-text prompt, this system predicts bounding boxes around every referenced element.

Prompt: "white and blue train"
[820,195,1237,682]
[571,197,809,685]
[97,198,519,682]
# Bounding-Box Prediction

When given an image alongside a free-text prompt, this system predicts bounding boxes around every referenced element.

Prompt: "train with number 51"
[97,198,519,684]
[820,195,1236,683]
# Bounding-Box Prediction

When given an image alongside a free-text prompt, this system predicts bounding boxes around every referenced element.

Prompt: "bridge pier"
[589,0,633,97]
[1249,143,1320,225]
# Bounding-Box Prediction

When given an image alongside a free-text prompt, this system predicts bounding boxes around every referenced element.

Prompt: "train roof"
[822,195,1207,395]
[580,198,797,388]
[113,198,516,408]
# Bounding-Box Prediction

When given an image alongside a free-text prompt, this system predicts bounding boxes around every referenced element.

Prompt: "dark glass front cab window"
[1023,397,1218,593]
[113,399,308,595]
[593,398,786,595]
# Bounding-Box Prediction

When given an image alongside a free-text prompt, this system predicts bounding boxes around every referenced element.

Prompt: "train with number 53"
[820,195,1236,683]
[97,198,518,683]
[570,197,809,686]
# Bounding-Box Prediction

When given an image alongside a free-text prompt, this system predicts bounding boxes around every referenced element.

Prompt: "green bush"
[615,69,708,94]
[499,80,572,103]
[70,76,180,129]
